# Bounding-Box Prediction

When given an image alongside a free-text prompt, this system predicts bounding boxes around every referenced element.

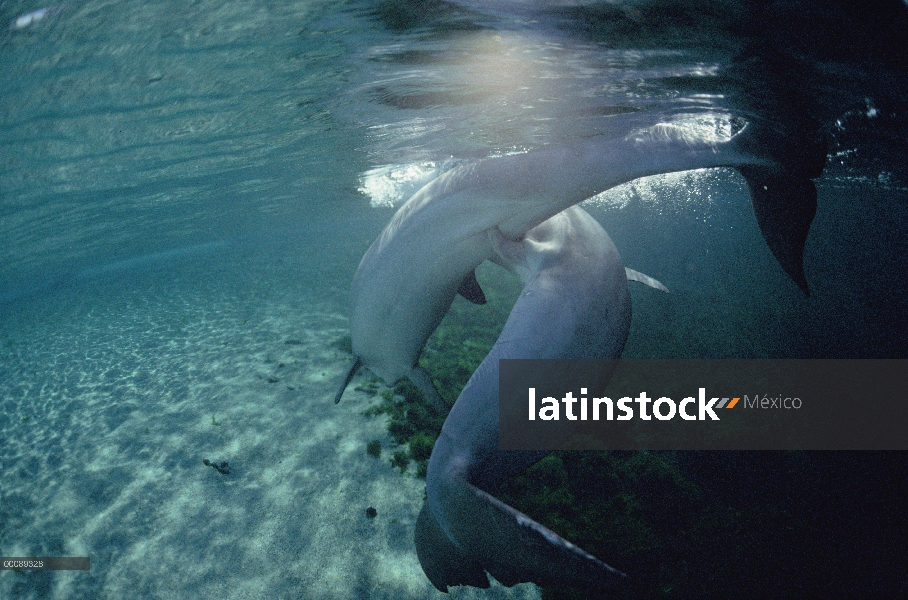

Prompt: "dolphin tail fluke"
[733,120,827,181]
[737,166,817,296]
[733,121,826,296]
[334,356,361,404]
[625,268,669,292]
[418,478,627,592]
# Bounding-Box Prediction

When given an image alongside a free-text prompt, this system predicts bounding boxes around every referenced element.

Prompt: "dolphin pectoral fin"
[407,367,447,411]
[443,479,628,591]
[737,166,816,296]
[625,268,669,293]
[457,270,487,305]
[415,502,490,592]
[334,356,361,404]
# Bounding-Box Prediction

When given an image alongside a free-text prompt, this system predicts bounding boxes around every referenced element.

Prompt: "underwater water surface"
[1,0,906,598]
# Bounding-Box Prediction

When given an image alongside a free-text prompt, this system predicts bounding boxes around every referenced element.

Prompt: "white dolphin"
[336,122,822,406]
[415,205,663,591]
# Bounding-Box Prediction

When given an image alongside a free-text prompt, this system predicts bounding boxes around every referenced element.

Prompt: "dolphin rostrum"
[416,205,665,592]
[337,121,824,405]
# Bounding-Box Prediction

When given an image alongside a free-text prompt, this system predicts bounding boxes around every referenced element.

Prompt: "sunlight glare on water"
[358,161,441,207]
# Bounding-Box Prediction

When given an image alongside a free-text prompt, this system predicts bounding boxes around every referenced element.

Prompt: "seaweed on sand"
[363,266,811,598]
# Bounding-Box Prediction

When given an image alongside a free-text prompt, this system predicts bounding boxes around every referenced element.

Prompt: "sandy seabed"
[0,230,540,600]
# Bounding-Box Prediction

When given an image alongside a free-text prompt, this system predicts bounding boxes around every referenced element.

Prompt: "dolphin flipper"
[336,358,446,409]
[625,267,669,292]
[407,366,447,411]
[417,477,627,592]
[457,270,487,305]
[334,356,361,404]
[737,166,817,296]
[415,503,491,591]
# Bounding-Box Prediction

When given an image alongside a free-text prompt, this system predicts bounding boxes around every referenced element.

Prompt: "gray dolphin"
[336,122,821,405]
[415,205,664,591]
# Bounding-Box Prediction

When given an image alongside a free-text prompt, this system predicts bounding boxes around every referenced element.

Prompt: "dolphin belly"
[417,207,633,592]
[343,120,823,408]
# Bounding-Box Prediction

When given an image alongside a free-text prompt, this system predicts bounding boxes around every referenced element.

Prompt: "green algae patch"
[366,439,382,459]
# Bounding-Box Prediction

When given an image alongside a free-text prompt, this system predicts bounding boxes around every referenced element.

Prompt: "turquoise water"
[1,1,906,598]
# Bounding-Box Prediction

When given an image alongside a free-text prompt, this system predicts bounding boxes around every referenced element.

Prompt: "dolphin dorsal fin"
[625,268,669,293]
[457,270,487,304]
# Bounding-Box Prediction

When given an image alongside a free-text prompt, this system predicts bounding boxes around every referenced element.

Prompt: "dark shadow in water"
[561,0,908,181]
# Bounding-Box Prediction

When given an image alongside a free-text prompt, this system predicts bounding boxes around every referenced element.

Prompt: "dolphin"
[415,205,664,592]
[336,121,824,405]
